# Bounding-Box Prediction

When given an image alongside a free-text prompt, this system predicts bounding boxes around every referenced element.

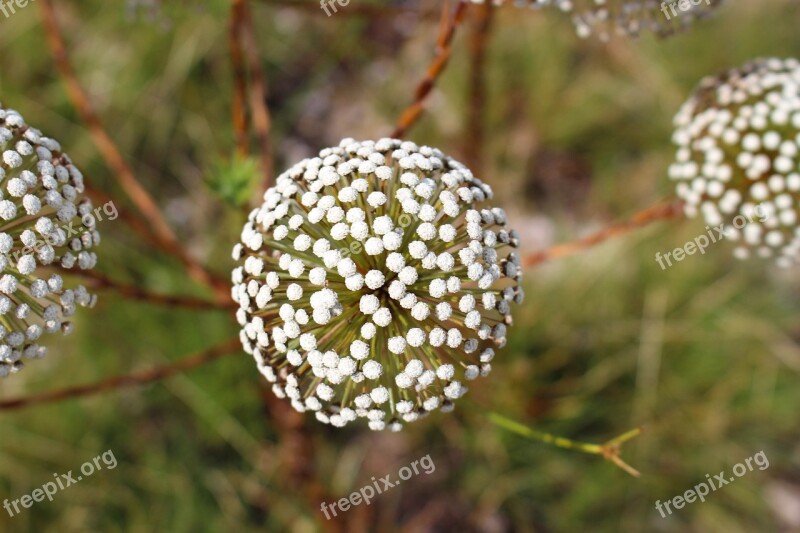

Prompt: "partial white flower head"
[670,58,800,267]
[0,103,99,378]
[468,0,724,40]
[232,138,523,430]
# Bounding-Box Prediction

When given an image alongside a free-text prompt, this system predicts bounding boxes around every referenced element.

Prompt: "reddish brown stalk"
[463,0,494,173]
[258,0,409,17]
[38,0,230,301]
[230,0,250,158]
[257,386,338,529]
[83,184,233,292]
[67,269,235,310]
[83,184,168,253]
[0,338,242,411]
[523,199,684,268]
[242,1,274,193]
[390,0,470,139]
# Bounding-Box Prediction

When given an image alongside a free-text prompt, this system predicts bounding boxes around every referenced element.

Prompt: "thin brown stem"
[390,0,470,139]
[523,199,684,268]
[83,183,168,253]
[230,0,250,158]
[65,269,235,310]
[463,0,493,173]
[39,0,230,301]
[242,1,274,193]
[0,338,242,411]
[257,0,411,17]
[84,186,233,295]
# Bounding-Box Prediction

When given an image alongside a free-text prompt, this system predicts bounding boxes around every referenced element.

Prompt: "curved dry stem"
[64,269,235,310]
[523,199,684,268]
[230,0,250,158]
[463,0,494,173]
[258,0,410,17]
[83,184,169,252]
[390,0,470,139]
[0,338,241,411]
[241,1,274,194]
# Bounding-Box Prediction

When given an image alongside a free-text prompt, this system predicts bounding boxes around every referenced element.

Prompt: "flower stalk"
[488,412,643,477]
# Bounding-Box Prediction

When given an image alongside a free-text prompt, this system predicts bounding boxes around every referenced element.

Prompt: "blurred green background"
[1,0,800,531]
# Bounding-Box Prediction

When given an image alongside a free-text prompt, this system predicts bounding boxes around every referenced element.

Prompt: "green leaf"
[206,155,261,207]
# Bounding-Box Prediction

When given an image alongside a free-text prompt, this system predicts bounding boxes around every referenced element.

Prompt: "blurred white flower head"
[0,103,100,378]
[469,0,724,40]
[670,58,800,267]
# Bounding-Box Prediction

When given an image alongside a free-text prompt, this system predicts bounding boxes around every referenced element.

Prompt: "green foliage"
[206,155,262,207]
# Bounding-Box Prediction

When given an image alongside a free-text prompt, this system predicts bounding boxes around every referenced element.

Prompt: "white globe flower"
[468,0,724,40]
[0,103,99,378]
[670,58,800,267]
[232,138,523,430]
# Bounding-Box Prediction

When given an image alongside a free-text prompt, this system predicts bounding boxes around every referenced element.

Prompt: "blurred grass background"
[1,0,800,531]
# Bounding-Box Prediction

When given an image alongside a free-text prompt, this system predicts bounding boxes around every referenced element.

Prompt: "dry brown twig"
[523,199,684,267]
[64,269,235,310]
[259,0,412,17]
[0,338,241,411]
[83,184,168,253]
[391,0,470,139]
[230,0,274,193]
[242,1,274,194]
[38,0,230,302]
[230,0,250,158]
[463,0,494,173]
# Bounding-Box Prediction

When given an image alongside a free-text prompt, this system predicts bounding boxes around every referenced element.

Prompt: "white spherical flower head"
[468,0,723,41]
[232,138,522,430]
[670,58,800,267]
[0,104,99,378]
